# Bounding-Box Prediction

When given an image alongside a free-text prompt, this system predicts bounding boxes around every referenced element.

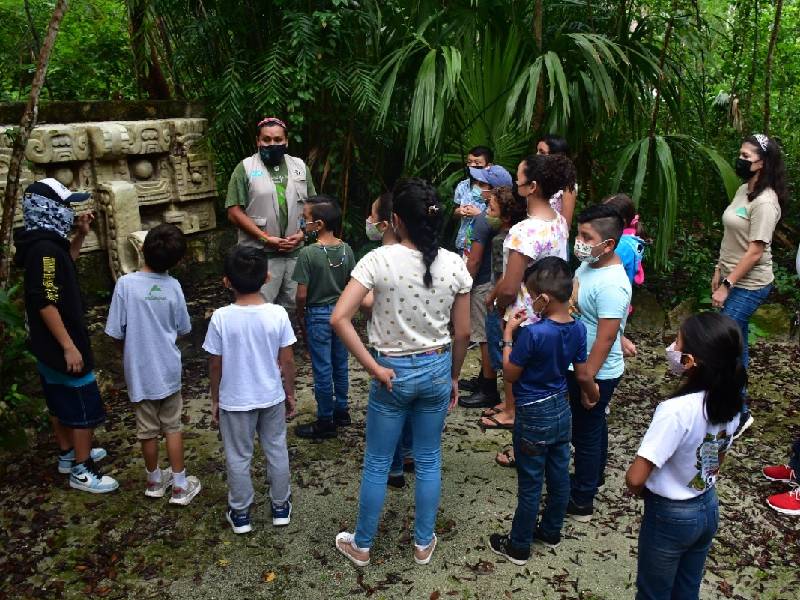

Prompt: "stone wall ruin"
[1,118,218,279]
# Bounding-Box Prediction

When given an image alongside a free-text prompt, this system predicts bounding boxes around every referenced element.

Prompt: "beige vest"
[238,153,309,246]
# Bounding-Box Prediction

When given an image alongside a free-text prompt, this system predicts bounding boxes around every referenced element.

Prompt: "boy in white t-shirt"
[203,246,297,534]
[105,224,200,505]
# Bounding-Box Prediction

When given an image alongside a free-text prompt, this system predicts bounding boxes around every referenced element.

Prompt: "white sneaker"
[144,468,174,498]
[169,476,201,506]
[69,461,119,494]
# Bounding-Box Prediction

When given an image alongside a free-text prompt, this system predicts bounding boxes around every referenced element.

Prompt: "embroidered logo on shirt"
[735,206,749,219]
[250,170,264,178]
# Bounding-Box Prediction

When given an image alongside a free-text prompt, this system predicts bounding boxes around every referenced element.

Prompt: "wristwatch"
[500,340,513,349]
[722,278,732,289]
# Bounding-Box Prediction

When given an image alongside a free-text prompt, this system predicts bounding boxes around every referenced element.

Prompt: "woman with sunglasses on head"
[712,134,788,439]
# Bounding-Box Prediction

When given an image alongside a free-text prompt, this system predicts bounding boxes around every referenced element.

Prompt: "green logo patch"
[735,206,749,219]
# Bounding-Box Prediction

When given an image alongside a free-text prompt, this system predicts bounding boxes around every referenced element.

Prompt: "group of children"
[12,136,754,599]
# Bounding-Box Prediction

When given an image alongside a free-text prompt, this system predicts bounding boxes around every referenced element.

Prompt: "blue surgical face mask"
[471,186,484,202]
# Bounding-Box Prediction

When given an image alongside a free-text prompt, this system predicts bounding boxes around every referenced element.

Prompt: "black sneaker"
[566,499,593,522]
[295,419,337,440]
[732,409,754,441]
[458,374,483,393]
[488,534,529,566]
[458,382,500,409]
[387,474,405,489]
[334,410,352,427]
[534,526,561,548]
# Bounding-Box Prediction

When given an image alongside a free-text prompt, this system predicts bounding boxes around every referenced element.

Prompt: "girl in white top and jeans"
[331,178,472,567]
[626,312,744,600]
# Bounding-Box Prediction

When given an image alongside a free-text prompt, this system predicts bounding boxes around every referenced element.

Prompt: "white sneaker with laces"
[70,462,119,494]
[144,468,174,498]
[169,476,201,506]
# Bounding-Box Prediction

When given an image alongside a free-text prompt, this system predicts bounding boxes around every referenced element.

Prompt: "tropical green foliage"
[1,0,797,268]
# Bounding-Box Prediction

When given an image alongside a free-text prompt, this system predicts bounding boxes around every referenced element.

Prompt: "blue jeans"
[720,284,772,371]
[389,417,414,476]
[485,310,503,372]
[568,372,621,506]
[509,392,571,551]
[354,351,451,548]
[636,489,719,600]
[305,304,349,419]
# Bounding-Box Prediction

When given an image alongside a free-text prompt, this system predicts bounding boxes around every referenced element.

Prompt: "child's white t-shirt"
[202,303,296,411]
[351,244,472,355]
[637,391,740,500]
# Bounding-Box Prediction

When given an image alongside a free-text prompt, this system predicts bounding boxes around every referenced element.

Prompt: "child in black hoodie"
[13,178,117,493]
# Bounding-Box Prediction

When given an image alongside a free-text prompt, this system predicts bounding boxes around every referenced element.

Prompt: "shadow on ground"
[1,277,799,599]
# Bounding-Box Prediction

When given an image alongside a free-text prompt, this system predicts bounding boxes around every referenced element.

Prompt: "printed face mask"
[365,218,383,241]
[486,216,502,230]
[734,157,756,180]
[666,342,687,375]
[259,144,287,167]
[22,193,74,239]
[531,294,549,319]
[574,238,609,264]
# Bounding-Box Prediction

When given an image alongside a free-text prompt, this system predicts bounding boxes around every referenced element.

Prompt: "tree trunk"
[532,0,545,133]
[648,3,677,140]
[128,0,172,100]
[763,0,783,134]
[0,0,69,285]
[743,0,760,128]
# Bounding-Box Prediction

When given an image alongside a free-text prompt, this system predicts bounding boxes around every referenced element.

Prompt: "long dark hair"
[538,134,569,155]
[392,178,442,287]
[374,192,393,222]
[746,135,789,207]
[673,313,746,425]
[521,154,577,201]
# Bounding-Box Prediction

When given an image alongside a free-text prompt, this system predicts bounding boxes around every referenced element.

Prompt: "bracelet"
[500,340,513,348]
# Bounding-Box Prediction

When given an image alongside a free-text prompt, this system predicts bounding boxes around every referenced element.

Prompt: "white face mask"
[531,293,549,320]
[666,342,687,375]
[365,218,383,241]
[574,238,610,264]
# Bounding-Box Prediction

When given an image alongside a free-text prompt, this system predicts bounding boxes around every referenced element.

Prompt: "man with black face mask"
[225,117,317,308]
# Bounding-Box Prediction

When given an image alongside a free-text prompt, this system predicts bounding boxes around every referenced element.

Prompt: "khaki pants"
[260,256,299,311]
[470,282,493,343]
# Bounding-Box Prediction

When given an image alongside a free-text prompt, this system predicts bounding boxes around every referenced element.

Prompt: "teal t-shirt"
[574,261,631,380]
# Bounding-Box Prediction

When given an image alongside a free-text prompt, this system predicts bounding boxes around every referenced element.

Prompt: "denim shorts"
[40,375,105,429]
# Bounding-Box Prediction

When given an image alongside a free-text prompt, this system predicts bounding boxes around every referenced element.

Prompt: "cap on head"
[469,165,513,188]
[24,178,90,205]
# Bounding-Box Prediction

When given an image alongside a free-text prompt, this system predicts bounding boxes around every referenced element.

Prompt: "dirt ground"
[1,277,799,600]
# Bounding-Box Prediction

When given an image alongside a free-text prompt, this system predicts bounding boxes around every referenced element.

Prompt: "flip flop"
[495,447,515,468]
[479,415,514,430]
[481,406,503,418]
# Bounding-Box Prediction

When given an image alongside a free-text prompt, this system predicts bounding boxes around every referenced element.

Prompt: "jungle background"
[0,2,799,598]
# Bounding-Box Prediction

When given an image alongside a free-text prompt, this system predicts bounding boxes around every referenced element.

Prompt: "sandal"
[495,447,515,468]
[479,415,514,430]
[481,406,504,418]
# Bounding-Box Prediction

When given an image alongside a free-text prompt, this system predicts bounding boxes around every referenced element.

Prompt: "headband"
[753,133,769,152]
[258,117,287,130]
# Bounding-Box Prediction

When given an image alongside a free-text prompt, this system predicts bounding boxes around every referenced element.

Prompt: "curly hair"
[745,135,790,207]
[489,185,527,227]
[521,154,577,200]
[392,178,442,287]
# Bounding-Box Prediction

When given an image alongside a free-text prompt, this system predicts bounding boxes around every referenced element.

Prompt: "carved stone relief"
[6,118,218,279]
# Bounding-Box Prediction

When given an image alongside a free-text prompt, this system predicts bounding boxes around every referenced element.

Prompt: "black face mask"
[511,182,526,204]
[259,144,287,167]
[735,157,756,180]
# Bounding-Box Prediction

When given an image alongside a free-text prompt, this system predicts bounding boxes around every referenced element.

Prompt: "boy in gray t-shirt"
[105,224,200,505]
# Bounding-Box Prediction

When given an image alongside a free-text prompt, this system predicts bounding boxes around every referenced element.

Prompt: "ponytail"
[392,178,442,287]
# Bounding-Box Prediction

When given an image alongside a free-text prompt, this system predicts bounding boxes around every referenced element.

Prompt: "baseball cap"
[24,178,91,205]
[469,165,513,188]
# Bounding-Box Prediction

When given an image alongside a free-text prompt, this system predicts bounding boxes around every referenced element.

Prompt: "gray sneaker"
[169,476,201,506]
[144,467,174,498]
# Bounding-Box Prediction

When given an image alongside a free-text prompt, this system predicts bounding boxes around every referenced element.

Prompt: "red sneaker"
[766,488,800,515]
[763,464,795,483]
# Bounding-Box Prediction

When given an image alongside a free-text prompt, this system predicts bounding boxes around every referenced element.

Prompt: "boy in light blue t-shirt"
[567,204,632,522]
[105,224,200,505]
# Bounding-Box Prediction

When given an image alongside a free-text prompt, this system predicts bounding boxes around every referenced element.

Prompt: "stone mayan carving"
[2,118,218,278]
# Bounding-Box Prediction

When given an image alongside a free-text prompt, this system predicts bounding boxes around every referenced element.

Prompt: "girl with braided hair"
[331,178,472,567]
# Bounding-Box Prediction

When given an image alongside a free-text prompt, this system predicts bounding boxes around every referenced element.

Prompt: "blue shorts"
[40,375,105,429]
